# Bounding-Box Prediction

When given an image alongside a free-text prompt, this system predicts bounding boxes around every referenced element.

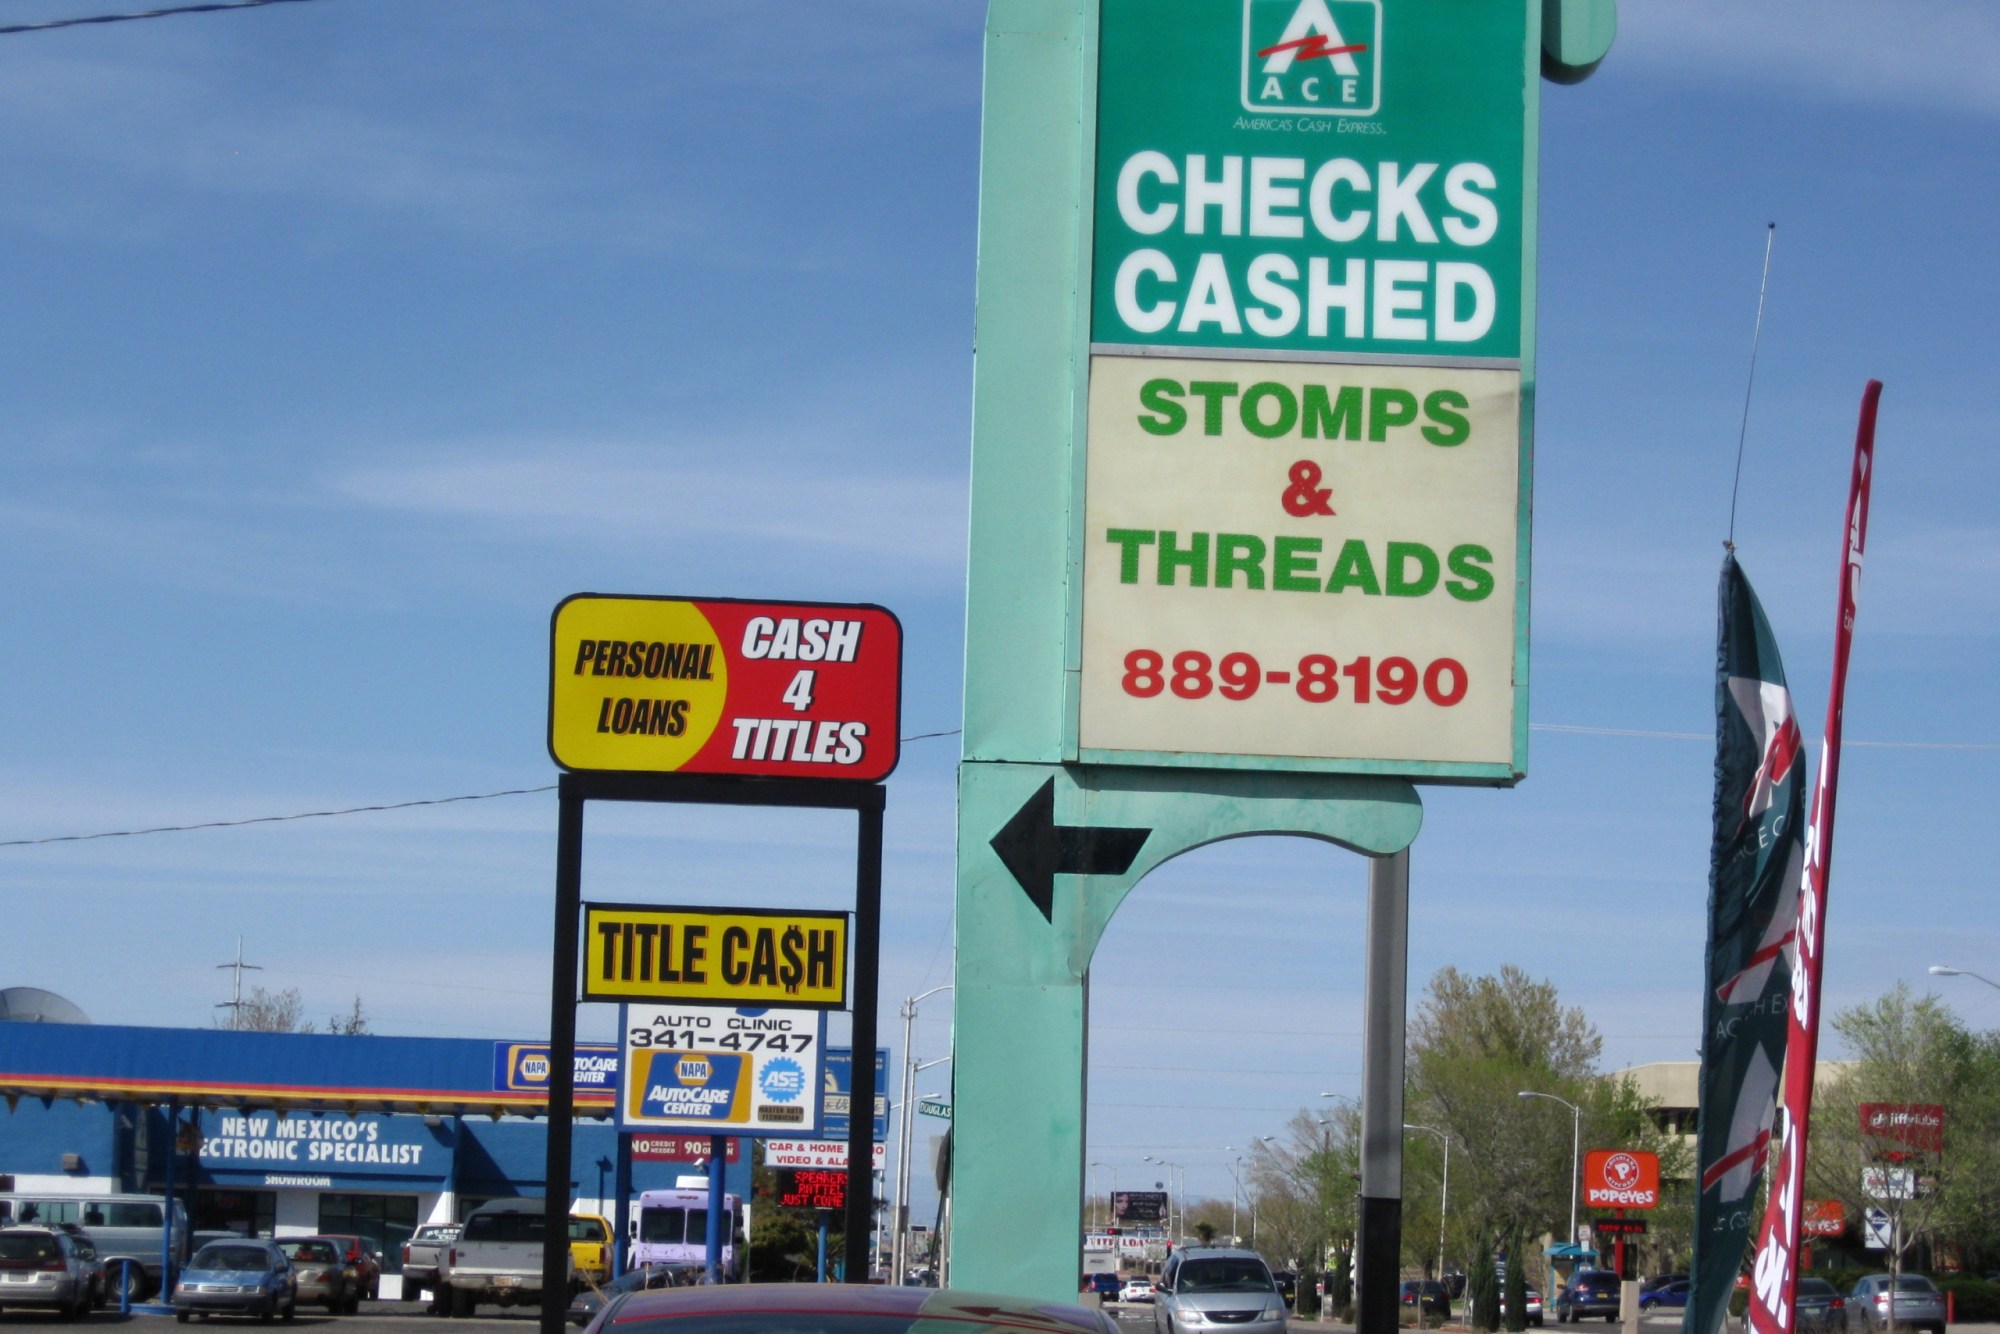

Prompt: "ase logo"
[1242,0,1382,117]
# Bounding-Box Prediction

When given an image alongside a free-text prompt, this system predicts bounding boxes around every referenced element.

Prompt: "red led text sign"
[775,1168,848,1211]
[549,595,902,781]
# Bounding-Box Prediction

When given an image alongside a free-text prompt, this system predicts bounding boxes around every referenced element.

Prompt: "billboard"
[775,1168,848,1211]
[819,1046,890,1141]
[629,1135,742,1164]
[1860,1103,1944,1158]
[490,1042,620,1096]
[1112,1190,1169,1224]
[1583,1149,1659,1209]
[548,595,902,781]
[582,903,849,1008]
[616,1004,825,1135]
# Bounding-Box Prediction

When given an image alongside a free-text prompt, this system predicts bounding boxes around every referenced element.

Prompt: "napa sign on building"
[1081,0,1534,777]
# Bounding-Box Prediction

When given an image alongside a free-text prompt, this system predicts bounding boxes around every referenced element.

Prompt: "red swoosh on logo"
[1257,35,1367,62]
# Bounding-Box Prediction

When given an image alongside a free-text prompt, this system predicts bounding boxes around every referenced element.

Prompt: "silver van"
[1154,1247,1288,1334]
[0,1194,188,1301]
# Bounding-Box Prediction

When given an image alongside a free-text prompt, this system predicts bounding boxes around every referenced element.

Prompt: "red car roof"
[603,1284,1111,1334]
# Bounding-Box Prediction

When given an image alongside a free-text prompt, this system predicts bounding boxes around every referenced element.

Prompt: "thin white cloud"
[1615,0,2000,117]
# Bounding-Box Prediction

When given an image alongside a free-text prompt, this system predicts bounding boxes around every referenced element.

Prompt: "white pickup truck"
[437,1200,572,1317]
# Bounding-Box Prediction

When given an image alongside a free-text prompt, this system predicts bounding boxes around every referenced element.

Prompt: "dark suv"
[1401,1279,1451,1319]
[1555,1270,1622,1322]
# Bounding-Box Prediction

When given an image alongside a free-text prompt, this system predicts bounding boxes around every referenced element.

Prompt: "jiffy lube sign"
[1080,0,1531,777]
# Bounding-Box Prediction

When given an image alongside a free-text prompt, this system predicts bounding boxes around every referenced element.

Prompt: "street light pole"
[893,985,952,1285]
[1403,1124,1450,1282]
[1517,1091,1582,1250]
[1930,965,2000,993]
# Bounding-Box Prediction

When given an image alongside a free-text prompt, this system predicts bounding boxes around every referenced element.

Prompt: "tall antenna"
[215,935,262,1029]
[1726,223,1779,549]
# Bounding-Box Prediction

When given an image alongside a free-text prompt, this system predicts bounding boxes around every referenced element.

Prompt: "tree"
[221,986,310,1032]
[327,996,370,1035]
[1808,984,2000,1273]
[1468,1239,1499,1332]
[1246,1105,1360,1272]
[1404,966,1691,1283]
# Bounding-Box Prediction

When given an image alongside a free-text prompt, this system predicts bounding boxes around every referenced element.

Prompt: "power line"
[0,727,965,848]
[0,0,321,37]
[0,784,558,847]
[3,720,1986,850]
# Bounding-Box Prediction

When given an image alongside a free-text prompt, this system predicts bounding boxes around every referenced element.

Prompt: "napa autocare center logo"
[633,1050,748,1123]
[1243,0,1381,116]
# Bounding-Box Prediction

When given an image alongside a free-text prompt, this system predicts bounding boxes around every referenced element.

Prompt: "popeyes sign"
[1584,1149,1659,1209]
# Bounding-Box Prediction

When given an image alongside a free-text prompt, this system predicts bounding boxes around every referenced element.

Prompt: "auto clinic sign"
[1076,0,1532,780]
[1583,1150,1660,1209]
[617,1003,825,1135]
[549,595,902,781]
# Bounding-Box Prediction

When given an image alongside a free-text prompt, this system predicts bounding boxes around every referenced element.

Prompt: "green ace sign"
[1093,0,1528,360]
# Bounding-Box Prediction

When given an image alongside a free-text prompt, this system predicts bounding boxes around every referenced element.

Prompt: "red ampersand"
[1281,460,1335,516]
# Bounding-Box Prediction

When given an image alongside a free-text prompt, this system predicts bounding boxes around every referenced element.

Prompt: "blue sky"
[1,0,1996,1214]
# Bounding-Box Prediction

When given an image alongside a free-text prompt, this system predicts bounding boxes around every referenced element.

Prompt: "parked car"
[276,1236,358,1313]
[172,1239,298,1324]
[0,1225,96,1320]
[1120,1278,1158,1304]
[1155,1249,1287,1334]
[579,1282,1121,1334]
[318,1233,382,1300]
[1640,1280,1691,1311]
[568,1265,685,1327]
[1401,1279,1451,1319]
[1846,1274,1946,1334]
[1272,1271,1297,1305]
[403,1222,461,1305]
[50,1223,107,1308]
[1795,1276,1846,1334]
[1555,1270,1624,1322]
[569,1215,615,1285]
[439,1197,572,1315]
[1501,1286,1545,1326]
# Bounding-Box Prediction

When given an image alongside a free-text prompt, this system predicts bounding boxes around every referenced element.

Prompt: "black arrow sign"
[989,778,1151,922]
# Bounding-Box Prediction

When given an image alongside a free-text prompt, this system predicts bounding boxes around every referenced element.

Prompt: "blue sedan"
[173,1241,298,1323]
[1639,1280,1690,1311]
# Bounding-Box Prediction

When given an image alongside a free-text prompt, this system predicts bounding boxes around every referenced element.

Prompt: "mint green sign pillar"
[952,0,1612,1301]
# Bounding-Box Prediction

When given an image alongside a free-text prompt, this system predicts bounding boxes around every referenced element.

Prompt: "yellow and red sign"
[1583,1149,1660,1209]
[548,595,901,781]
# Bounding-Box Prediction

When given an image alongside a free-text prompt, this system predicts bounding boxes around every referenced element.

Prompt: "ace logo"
[1242,0,1382,116]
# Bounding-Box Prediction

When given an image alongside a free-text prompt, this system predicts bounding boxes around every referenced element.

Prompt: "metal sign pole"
[843,795,885,1281]
[540,779,584,1334]
[1356,849,1409,1334]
